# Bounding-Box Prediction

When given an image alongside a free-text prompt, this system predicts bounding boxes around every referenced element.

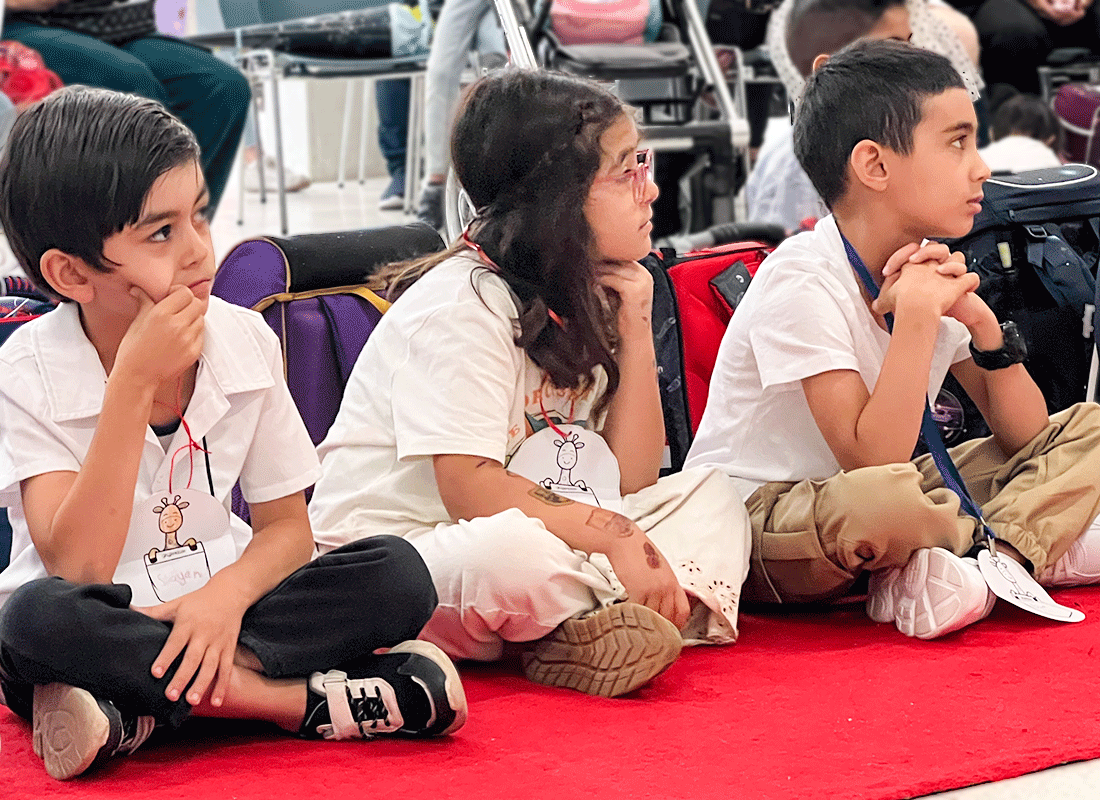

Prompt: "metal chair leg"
[268,59,289,236]
[405,72,425,215]
[359,78,370,185]
[338,80,355,189]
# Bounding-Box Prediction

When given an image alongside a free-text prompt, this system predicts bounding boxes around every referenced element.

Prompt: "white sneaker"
[1038,518,1100,588]
[866,547,995,640]
[243,155,311,193]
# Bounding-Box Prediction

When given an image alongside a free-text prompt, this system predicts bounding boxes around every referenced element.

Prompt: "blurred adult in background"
[415,0,505,230]
[970,0,1100,106]
[4,0,250,213]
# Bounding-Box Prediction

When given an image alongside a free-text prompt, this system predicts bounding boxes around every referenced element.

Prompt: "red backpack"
[665,242,772,433]
[644,239,776,473]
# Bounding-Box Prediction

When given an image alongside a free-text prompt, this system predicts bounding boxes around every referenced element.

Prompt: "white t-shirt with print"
[684,215,973,501]
[308,255,609,550]
[0,297,321,609]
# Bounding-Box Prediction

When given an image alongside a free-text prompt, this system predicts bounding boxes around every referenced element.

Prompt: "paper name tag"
[115,488,235,606]
[977,549,1084,623]
[507,423,623,513]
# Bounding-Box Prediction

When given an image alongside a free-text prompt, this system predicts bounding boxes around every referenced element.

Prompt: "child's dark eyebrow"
[944,122,975,136]
[136,185,210,228]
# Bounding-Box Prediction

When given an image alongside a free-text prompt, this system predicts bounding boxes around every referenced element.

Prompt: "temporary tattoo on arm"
[644,542,661,569]
[586,507,635,538]
[529,486,575,506]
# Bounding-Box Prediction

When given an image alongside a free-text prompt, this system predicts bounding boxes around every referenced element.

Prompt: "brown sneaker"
[522,602,683,698]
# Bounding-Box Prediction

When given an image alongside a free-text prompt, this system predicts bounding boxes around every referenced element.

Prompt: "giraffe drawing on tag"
[992,554,1042,604]
[540,430,600,506]
[143,494,211,602]
[148,495,199,562]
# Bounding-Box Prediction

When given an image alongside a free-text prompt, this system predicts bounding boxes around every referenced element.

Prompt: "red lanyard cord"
[462,226,565,328]
[154,377,209,495]
[538,388,576,438]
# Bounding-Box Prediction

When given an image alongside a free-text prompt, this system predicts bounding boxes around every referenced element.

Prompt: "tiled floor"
[214,172,1099,800]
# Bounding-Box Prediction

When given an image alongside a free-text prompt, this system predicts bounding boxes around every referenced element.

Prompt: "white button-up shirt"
[0,297,321,609]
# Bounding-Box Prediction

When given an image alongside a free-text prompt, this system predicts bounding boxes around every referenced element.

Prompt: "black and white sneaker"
[299,640,467,740]
[32,683,155,780]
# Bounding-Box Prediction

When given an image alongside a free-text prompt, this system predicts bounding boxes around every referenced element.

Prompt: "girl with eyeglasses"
[308,69,751,698]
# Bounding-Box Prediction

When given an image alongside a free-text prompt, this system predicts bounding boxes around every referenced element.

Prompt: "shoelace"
[117,715,156,756]
[348,685,391,735]
[319,674,404,740]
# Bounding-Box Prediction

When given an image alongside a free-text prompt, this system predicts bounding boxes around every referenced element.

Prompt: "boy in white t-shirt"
[0,87,465,781]
[686,39,1100,639]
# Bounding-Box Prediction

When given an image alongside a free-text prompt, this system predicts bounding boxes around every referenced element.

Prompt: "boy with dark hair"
[687,39,1100,639]
[0,86,466,781]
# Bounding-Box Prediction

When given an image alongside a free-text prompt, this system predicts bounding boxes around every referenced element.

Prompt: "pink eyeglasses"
[593,149,653,204]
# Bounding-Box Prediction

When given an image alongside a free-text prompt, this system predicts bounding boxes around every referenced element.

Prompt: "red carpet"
[5,588,1100,800]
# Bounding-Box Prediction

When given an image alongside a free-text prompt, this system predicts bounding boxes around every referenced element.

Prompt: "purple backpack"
[212,224,444,446]
[212,225,444,520]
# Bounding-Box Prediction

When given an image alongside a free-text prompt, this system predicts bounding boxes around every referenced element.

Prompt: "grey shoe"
[33,684,155,780]
[522,602,683,698]
[416,182,445,231]
[378,172,406,210]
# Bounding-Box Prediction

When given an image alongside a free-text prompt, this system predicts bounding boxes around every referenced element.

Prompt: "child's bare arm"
[137,492,314,708]
[596,260,664,493]
[434,454,690,628]
[946,295,1048,456]
[21,287,204,582]
[803,246,976,469]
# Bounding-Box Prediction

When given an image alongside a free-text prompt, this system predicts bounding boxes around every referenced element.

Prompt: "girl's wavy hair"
[372,69,630,411]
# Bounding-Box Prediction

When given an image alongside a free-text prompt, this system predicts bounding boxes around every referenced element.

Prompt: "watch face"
[1003,322,1027,356]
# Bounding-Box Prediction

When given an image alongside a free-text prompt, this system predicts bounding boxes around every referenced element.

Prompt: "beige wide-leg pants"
[406,467,751,661]
[744,403,1100,604]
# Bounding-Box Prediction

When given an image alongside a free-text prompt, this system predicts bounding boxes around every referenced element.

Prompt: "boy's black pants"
[0,536,436,729]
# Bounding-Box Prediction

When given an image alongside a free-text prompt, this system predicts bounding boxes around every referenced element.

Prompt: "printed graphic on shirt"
[115,488,236,606]
[506,368,606,460]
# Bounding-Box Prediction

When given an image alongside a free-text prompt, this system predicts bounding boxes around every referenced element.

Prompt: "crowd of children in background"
[2,0,1100,785]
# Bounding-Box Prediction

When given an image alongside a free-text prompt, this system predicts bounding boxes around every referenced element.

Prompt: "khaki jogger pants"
[743,403,1100,605]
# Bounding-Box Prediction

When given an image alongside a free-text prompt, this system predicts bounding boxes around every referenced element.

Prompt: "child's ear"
[39,249,95,304]
[811,53,830,73]
[849,139,889,194]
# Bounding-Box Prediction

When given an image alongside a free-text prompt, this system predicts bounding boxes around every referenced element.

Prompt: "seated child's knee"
[1,576,120,645]
[460,509,582,593]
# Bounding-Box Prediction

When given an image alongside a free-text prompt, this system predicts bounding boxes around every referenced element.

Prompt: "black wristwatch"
[969,321,1028,370]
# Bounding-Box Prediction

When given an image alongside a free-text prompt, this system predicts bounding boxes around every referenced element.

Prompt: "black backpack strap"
[642,251,692,474]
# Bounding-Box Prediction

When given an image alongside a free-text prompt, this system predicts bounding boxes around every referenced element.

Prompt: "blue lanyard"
[840,234,996,549]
